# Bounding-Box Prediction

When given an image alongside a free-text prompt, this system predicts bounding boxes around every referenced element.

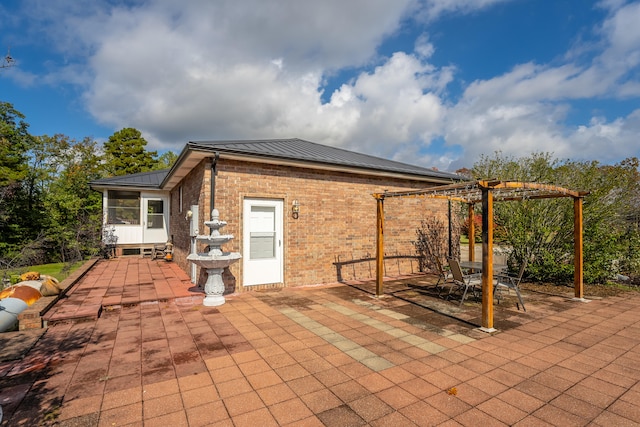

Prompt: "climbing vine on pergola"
[373,180,590,332]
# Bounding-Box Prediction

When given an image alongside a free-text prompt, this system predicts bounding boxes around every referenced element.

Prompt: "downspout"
[210,152,219,213]
[448,200,452,258]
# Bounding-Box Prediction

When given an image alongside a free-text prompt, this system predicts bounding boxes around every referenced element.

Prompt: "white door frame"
[142,195,169,244]
[243,198,284,286]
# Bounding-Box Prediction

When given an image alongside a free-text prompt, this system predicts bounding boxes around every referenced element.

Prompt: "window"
[179,186,183,213]
[107,191,140,225]
[147,200,164,229]
[249,206,276,259]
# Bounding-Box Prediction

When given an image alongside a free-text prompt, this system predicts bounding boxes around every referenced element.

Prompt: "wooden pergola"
[373,180,590,332]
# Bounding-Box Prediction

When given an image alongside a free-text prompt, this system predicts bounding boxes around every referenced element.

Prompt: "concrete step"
[42,304,102,325]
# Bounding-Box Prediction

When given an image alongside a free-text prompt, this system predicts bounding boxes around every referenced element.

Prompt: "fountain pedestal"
[187,209,241,306]
[202,267,225,306]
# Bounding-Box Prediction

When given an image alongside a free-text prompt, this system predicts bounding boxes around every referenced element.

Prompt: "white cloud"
[7,0,640,173]
[414,33,435,59]
[444,1,640,169]
[600,1,640,56]
[332,52,447,156]
[69,0,455,158]
[569,110,640,160]
[49,0,419,148]
[413,0,514,22]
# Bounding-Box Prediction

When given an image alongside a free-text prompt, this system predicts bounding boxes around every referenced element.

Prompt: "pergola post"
[376,196,385,297]
[448,201,453,258]
[481,187,495,332]
[468,203,475,262]
[573,197,585,301]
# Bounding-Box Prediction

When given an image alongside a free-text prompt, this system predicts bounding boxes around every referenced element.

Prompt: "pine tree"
[103,128,157,176]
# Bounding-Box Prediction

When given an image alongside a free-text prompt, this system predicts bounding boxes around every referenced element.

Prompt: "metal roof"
[90,169,170,189]
[187,138,460,180]
[91,138,463,190]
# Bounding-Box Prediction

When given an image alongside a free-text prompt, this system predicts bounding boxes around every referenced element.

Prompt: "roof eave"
[90,183,166,191]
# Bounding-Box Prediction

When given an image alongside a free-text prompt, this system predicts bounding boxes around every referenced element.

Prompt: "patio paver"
[1,257,640,426]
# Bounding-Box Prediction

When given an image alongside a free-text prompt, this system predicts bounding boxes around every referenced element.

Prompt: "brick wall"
[170,158,450,291]
[170,160,209,270]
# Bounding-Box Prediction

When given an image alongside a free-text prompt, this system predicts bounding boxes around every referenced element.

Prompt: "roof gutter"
[216,152,461,184]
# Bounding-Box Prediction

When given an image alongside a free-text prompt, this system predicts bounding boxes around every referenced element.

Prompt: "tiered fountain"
[187,209,241,306]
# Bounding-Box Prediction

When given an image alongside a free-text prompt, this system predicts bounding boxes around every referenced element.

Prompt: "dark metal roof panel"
[90,169,170,188]
[188,138,459,180]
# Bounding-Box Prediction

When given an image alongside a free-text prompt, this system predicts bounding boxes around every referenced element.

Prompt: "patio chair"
[433,256,452,294]
[493,258,528,311]
[446,258,482,305]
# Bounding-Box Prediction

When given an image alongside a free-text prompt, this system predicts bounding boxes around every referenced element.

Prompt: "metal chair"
[433,256,452,294]
[494,258,528,311]
[447,258,482,305]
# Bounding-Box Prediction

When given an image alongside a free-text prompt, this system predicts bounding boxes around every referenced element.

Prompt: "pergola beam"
[381,180,589,204]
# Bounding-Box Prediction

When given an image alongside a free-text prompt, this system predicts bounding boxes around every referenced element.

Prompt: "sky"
[1,0,640,172]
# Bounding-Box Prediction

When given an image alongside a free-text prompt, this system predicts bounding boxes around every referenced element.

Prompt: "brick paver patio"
[1,257,640,426]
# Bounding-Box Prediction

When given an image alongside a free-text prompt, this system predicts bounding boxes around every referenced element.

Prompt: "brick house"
[91,138,461,292]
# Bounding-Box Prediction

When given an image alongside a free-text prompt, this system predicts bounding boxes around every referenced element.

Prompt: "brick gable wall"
[170,160,209,270]
[170,158,449,291]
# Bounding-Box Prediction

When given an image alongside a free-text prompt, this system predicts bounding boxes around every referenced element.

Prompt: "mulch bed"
[521,280,639,298]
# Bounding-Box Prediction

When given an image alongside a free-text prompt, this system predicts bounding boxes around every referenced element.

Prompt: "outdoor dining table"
[459,261,507,273]
[456,261,508,306]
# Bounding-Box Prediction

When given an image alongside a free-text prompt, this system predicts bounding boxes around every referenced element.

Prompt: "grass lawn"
[2,260,85,285]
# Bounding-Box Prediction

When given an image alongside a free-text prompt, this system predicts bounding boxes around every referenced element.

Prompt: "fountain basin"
[187,252,241,306]
[187,252,241,269]
[194,235,235,249]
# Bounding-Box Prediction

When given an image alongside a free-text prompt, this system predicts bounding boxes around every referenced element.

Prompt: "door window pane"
[250,232,275,259]
[147,200,164,229]
[250,206,275,259]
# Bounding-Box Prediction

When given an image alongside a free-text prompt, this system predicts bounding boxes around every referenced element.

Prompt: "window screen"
[107,191,140,225]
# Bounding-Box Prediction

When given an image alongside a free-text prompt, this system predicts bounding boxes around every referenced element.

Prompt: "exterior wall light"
[186,210,193,220]
[292,200,300,219]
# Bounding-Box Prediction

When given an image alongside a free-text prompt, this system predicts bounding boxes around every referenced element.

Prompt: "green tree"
[1,133,106,266]
[0,102,33,263]
[42,136,104,262]
[0,103,109,268]
[156,150,178,170]
[103,128,157,176]
[0,102,30,186]
[471,152,640,284]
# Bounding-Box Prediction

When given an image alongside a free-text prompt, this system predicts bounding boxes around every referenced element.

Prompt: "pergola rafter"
[373,180,590,332]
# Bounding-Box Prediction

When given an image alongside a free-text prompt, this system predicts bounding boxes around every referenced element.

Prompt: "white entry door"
[243,198,283,286]
[143,197,169,243]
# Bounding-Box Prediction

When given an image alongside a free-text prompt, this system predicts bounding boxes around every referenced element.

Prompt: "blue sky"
[1,0,639,172]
